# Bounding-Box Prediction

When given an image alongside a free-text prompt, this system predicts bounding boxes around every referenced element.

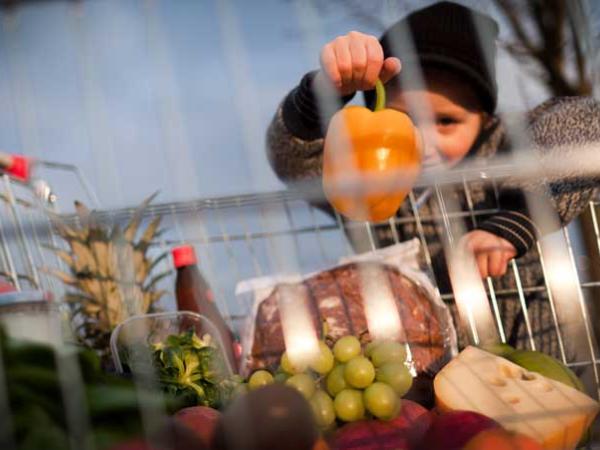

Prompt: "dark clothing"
[266,71,600,359]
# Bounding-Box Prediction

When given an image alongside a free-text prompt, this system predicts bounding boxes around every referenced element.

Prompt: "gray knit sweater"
[266,71,600,358]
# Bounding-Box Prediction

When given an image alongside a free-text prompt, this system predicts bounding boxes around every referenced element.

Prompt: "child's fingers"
[362,36,384,89]
[488,250,507,277]
[333,36,353,86]
[476,253,489,279]
[320,44,342,88]
[348,32,367,85]
[379,57,402,84]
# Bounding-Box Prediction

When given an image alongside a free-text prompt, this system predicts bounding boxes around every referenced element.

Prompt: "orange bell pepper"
[323,80,421,222]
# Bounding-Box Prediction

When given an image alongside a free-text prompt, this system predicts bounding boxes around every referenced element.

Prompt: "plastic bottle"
[172,245,238,371]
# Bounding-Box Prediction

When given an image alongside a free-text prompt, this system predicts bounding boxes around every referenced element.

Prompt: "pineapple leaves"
[124,191,159,243]
[41,267,77,286]
[137,216,162,252]
[143,270,172,292]
[44,193,168,356]
[74,200,92,228]
[147,251,169,274]
[41,245,74,269]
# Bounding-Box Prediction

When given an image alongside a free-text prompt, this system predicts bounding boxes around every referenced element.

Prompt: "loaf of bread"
[245,262,454,375]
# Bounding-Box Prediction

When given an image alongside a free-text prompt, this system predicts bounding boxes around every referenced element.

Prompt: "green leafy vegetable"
[0,327,179,450]
[148,329,241,410]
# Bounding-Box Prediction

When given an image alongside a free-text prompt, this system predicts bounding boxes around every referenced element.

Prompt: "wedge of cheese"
[434,346,599,450]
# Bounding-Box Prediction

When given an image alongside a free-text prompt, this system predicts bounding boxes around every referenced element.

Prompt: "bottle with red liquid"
[172,245,238,372]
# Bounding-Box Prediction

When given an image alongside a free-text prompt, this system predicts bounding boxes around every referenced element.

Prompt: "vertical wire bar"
[194,204,234,326]
[562,225,600,394]
[0,343,16,450]
[257,203,278,276]
[408,191,434,270]
[69,2,125,206]
[307,205,329,264]
[25,206,55,293]
[0,197,19,289]
[170,204,184,243]
[148,203,176,308]
[365,222,377,251]
[282,199,305,268]
[1,11,41,160]
[433,183,455,246]
[3,176,39,288]
[42,206,70,334]
[235,197,263,277]
[213,206,248,319]
[214,207,243,284]
[536,241,568,364]
[510,259,536,350]
[407,191,444,358]
[588,200,600,264]
[432,181,498,345]
[55,351,93,450]
[461,178,506,342]
[333,210,353,257]
[0,197,11,280]
[387,216,401,245]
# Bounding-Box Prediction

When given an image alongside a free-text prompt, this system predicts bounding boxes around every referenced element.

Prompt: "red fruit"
[108,439,153,450]
[174,406,221,446]
[463,428,543,450]
[419,410,501,450]
[332,399,432,450]
[314,438,331,450]
[108,419,209,450]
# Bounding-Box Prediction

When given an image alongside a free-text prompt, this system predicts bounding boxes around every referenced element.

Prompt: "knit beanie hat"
[364,1,499,113]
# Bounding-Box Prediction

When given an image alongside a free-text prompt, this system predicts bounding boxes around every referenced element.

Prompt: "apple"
[108,419,209,450]
[331,399,432,450]
[419,410,501,450]
[173,405,221,446]
[107,439,152,450]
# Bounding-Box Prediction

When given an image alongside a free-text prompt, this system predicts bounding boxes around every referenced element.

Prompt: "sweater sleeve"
[524,96,600,225]
[266,71,355,183]
[477,96,600,256]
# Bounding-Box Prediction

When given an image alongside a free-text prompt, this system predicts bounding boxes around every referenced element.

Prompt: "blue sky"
[0,0,597,211]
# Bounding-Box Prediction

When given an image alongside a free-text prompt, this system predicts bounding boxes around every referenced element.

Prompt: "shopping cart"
[2,155,600,446]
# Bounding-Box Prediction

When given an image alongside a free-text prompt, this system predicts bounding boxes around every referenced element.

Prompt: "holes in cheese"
[521,372,537,381]
[489,376,507,387]
[434,346,599,450]
[500,363,522,379]
[504,396,521,405]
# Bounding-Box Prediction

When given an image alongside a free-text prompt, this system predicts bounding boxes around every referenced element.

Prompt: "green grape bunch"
[245,334,414,429]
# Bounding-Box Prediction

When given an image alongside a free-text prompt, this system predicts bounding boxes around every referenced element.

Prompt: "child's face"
[386,69,486,169]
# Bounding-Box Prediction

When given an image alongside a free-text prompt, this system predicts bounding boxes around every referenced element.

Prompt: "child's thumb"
[379,57,401,84]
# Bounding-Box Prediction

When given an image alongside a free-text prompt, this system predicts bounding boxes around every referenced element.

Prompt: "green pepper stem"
[374,79,385,112]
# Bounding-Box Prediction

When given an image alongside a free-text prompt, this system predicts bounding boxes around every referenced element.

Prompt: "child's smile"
[386,69,487,169]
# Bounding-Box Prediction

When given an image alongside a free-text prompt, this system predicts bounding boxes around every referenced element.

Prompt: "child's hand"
[459,230,517,278]
[315,31,401,96]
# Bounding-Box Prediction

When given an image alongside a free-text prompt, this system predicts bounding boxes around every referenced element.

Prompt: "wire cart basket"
[2,154,600,447]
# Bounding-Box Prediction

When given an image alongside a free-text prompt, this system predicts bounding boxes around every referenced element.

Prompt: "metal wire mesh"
[2,170,596,375]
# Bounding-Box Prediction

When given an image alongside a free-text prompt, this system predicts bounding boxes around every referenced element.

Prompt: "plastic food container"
[110,310,233,375]
[0,290,62,345]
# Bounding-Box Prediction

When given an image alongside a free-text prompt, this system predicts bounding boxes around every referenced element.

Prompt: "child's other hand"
[459,230,517,278]
[315,31,401,96]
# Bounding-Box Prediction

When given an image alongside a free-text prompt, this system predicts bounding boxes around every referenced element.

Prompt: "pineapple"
[45,193,170,358]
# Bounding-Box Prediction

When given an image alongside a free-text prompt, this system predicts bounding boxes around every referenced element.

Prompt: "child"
[266,1,600,355]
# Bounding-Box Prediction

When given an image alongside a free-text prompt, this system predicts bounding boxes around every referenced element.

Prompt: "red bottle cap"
[172,245,197,268]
